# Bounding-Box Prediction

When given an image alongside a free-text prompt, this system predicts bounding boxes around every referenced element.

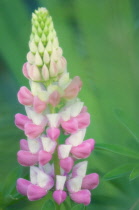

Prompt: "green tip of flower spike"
[30,7,56,48]
[26,7,66,82]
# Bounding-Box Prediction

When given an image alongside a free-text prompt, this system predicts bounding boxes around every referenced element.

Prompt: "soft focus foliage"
[0,0,139,209]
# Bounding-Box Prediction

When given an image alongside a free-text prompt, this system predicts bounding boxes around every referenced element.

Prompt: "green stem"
[53,140,61,177]
[55,202,61,210]
[53,141,61,210]
[44,93,61,209]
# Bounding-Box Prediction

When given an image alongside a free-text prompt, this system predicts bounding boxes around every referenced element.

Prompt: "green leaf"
[41,199,56,210]
[114,109,139,143]
[95,143,139,160]
[129,165,139,181]
[103,163,135,180]
[2,167,22,196]
[71,204,85,210]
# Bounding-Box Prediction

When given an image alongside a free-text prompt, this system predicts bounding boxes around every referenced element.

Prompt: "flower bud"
[27,51,35,64]
[53,190,67,205]
[42,64,49,80]
[28,65,41,81]
[35,52,43,66]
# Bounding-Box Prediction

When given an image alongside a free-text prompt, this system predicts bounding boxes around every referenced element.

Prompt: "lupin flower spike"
[15,7,99,208]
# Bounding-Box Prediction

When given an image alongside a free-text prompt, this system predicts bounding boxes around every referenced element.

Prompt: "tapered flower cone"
[15,7,99,208]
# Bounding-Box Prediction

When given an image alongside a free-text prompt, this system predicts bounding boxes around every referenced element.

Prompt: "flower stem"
[53,141,61,210]
[53,140,61,177]
[55,202,61,210]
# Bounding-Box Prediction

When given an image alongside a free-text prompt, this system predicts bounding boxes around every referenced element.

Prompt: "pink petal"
[15,113,32,130]
[70,190,91,206]
[17,150,38,166]
[82,173,99,190]
[24,123,44,139]
[16,178,31,196]
[17,86,34,106]
[27,184,47,201]
[71,142,92,159]
[73,76,82,89]
[80,106,88,113]
[61,118,78,134]
[85,139,95,151]
[49,91,61,107]
[60,157,74,173]
[41,136,57,154]
[22,62,30,79]
[64,76,82,99]
[39,150,52,166]
[53,190,67,204]
[33,96,47,113]
[72,161,88,177]
[58,145,72,159]
[76,112,90,129]
[20,139,29,151]
[64,84,80,100]
[47,127,60,141]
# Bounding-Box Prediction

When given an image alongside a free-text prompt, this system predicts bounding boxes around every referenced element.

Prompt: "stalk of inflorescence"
[15,8,99,209]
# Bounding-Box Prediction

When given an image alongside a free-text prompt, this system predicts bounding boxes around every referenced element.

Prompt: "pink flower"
[15,7,99,206]
[15,113,32,130]
[64,76,82,99]
[33,96,47,113]
[17,86,34,106]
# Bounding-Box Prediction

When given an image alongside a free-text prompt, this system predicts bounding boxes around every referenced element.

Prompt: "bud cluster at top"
[25,8,67,83]
[15,7,99,207]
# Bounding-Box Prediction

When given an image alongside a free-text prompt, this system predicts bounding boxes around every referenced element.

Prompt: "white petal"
[58,145,72,159]
[60,107,71,121]
[56,175,66,190]
[41,136,57,153]
[72,161,88,177]
[47,84,58,95]
[47,113,60,127]
[59,72,71,89]
[70,101,84,117]
[37,170,53,189]
[28,138,40,154]
[29,80,44,96]
[30,166,39,185]
[25,107,45,125]
[42,163,54,177]
[66,176,83,193]
[37,90,49,101]
[66,129,86,146]
[37,170,48,188]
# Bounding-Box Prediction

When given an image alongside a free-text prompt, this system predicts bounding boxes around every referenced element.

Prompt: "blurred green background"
[0,0,139,209]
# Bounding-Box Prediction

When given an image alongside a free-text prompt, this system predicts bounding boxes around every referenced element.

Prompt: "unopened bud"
[42,64,49,81]
[38,41,45,54]
[43,49,50,64]
[27,52,35,64]
[28,65,41,81]
[29,41,37,53]
[35,52,43,66]
[49,60,58,77]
